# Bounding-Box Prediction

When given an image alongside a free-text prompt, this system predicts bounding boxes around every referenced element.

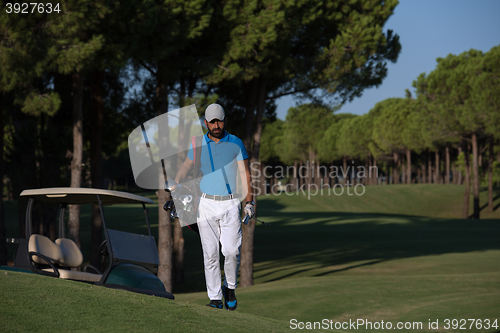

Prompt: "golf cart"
[3,187,174,300]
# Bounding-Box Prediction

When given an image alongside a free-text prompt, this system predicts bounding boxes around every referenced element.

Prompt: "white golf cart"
[3,187,174,300]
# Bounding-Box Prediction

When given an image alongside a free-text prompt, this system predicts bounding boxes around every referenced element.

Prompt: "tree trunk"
[68,72,84,248]
[445,147,450,185]
[243,79,258,150]
[434,150,440,184]
[402,159,406,185]
[343,156,347,185]
[471,133,480,219]
[463,140,471,219]
[457,147,463,185]
[156,60,173,292]
[240,78,266,287]
[298,161,302,188]
[316,157,321,187]
[90,70,104,269]
[421,152,427,184]
[306,149,314,191]
[367,155,372,185]
[173,218,184,284]
[488,139,494,213]
[293,160,299,190]
[0,91,6,265]
[393,152,399,184]
[450,148,458,185]
[452,163,457,185]
[323,164,329,188]
[427,149,432,184]
[173,80,186,285]
[260,162,266,194]
[406,149,411,184]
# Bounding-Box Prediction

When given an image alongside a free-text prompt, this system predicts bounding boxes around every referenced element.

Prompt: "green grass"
[2,184,500,332]
[0,271,289,332]
[257,183,500,219]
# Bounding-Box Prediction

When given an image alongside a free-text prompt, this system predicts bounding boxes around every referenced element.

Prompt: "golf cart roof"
[20,187,154,205]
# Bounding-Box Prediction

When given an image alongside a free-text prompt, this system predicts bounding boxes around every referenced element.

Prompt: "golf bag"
[163,136,203,235]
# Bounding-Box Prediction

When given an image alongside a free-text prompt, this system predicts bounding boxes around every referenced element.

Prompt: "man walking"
[173,103,254,310]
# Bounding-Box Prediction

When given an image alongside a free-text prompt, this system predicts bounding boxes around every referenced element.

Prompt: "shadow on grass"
[251,210,500,283]
[468,191,500,218]
[5,195,500,294]
[86,200,500,293]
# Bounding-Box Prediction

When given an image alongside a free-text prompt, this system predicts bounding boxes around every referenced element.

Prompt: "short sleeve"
[236,139,248,161]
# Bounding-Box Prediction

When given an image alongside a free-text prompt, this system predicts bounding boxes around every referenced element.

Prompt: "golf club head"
[164,179,178,192]
[163,200,175,212]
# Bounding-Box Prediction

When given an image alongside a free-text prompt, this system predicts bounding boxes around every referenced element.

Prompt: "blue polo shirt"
[187,131,248,196]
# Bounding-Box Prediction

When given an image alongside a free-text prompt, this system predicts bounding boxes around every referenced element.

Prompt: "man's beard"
[209,127,224,139]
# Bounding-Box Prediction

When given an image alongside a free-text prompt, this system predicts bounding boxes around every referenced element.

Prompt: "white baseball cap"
[205,104,225,122]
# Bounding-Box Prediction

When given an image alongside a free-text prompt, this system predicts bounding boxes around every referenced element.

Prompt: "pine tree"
[207,0,401,287]
[0,4,64,263]
[424,50,486,219]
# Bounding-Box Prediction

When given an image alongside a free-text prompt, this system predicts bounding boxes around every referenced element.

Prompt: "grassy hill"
[256,183,500,219]
[2,184,500,332]
[0,271,289,332]
[176,185,500,331]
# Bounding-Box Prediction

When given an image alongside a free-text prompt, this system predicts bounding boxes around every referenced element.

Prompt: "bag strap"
[192,136,197,165]
[195,136,202,170]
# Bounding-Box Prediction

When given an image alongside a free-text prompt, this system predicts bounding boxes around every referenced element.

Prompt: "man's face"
[205,118,226,139]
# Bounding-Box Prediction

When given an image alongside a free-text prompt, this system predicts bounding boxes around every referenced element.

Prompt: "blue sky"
[275,0,500,119]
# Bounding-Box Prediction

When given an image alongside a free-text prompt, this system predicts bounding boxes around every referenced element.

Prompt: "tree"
[424,50,487,219]
[39,0,106,247]
[467,45,500,213]
[126,0,214,291]
[207,0,401,286]
[336,112,380,185]
[372,98,412,184]
[317,113,357,185]
[0,4,64,263]
[400,97,433,184]
[260,118,284,164]
[283,104,333,186]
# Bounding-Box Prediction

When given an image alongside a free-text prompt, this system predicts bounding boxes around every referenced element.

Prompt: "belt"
[201,193,236,201]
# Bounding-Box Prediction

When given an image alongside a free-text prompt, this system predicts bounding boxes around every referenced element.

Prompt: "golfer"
[174,103,254,310]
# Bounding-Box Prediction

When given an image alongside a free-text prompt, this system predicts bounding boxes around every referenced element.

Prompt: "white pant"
[197,197,242,300]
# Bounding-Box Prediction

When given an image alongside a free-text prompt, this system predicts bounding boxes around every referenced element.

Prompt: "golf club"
[164,179,178,192]
[242,215,270,227]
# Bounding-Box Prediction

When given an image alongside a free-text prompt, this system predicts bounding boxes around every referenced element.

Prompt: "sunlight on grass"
[3,185,500,331]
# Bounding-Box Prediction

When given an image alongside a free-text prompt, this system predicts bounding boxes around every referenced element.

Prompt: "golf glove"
[244,202,255,218]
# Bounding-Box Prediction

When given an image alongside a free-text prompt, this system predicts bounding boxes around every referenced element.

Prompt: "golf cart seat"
[28,234,102,283]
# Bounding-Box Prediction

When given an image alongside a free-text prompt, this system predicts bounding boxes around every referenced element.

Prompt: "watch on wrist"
[246,200,255,206]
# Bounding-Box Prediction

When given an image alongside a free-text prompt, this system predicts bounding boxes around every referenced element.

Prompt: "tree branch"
[266,83,324,101]
[139,61,157,77]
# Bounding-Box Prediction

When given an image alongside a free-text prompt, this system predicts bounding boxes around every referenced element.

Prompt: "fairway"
[178,185,500,331]
[3,0,500,331]
[2,185,500,332]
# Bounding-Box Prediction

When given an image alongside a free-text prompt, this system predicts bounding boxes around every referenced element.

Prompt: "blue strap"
[206,139,216,172]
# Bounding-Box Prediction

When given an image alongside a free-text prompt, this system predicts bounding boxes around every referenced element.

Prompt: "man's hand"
[244,201,255,218]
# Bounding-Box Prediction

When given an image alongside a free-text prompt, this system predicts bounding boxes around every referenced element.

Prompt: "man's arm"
[175,156,194,184]
[237,158,253,203]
